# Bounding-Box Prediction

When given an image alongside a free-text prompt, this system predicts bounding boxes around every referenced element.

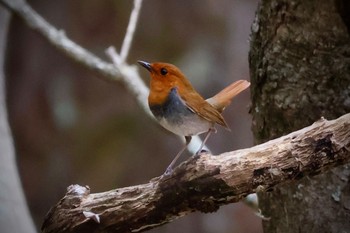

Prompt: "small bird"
[138,61,250,175]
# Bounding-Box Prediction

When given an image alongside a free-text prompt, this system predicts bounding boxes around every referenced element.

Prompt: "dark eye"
[160,68,168,75]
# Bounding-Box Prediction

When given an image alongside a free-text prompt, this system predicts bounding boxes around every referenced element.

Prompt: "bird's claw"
[163,167,173,176]
[195,149,209,156]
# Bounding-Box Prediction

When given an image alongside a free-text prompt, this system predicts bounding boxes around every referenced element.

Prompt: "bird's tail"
[206,80,250,112]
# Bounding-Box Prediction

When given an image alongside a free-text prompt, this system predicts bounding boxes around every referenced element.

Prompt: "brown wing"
[179,89,230,129]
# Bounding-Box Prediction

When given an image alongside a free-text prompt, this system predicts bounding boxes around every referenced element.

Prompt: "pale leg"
[195,127,216,155]
[164,136,192,175]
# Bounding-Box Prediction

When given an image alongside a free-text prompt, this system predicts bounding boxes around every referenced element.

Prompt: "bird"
[138,61,250,175]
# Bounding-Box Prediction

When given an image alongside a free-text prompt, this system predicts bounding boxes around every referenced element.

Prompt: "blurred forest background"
[5,0,261,232]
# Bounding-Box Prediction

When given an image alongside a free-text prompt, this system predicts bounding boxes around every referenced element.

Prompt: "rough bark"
[0,5,36,233]
[41,113,350,233]
[249,0,350,232]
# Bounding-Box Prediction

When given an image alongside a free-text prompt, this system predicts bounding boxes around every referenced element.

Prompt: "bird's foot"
[150,168,172,184]
[162,166,173,177]
[158,172,172,182]
[195,149,209,156]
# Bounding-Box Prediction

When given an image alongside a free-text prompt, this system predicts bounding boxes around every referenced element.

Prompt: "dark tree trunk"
[249,0,350,232]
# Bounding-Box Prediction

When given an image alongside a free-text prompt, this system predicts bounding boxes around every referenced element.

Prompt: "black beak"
[137,60,152,72]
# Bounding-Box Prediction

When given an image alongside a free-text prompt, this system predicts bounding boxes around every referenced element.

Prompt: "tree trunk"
[0,6,36,233]
[249,0,350,232]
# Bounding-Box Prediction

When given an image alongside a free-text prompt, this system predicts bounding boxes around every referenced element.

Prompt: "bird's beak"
[137,60,152,72]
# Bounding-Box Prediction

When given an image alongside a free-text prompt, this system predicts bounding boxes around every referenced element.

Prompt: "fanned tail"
[206,80,250,112]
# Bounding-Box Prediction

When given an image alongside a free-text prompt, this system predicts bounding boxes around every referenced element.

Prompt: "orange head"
[138,61,198,106]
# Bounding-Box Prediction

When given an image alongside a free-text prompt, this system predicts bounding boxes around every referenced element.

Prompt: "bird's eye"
[160,68,168,76]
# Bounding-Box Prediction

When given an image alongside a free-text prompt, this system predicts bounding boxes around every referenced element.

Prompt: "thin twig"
[0,0,204,155]
[119,0,143,64]
[105,46,120,66]
[14,1,120,81]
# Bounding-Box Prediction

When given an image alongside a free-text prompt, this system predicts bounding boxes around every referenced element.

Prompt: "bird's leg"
[195,127,216,155]
[163,136,192,175]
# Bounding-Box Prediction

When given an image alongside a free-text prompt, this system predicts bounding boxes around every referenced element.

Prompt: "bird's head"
[137,61,193,90]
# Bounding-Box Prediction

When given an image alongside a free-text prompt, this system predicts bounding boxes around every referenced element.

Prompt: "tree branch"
[41,113,350,233]
[119,0,143,64]
[0,0,206,153]
[0,4,36,233]
[1,0,119,81]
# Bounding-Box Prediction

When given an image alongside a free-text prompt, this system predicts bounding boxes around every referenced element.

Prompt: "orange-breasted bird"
[138,61,250,175]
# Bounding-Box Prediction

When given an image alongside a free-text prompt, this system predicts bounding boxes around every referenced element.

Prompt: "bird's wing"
[181,90,230,129]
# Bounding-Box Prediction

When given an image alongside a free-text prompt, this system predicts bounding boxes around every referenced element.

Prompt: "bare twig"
[41,113,350,233]
[105,46,120,66]
[1,0,119,81]
[0,0,206,154]
[119,0,143,64]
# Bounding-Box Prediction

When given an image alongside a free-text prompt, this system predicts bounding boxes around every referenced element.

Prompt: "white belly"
[158,113,212,136]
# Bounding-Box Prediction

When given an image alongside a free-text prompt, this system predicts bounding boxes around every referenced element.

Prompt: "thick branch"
[42,113,350,233]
